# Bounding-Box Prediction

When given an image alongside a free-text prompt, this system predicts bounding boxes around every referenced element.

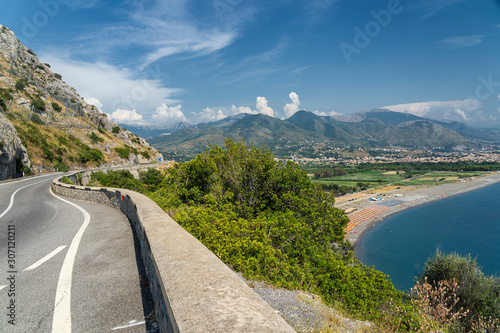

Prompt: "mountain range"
[142,109,500,158]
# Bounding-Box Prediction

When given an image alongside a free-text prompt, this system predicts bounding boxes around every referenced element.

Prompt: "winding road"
[0,173,156,332]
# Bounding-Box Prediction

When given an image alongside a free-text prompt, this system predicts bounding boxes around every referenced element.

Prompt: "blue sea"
[354,181,500,291]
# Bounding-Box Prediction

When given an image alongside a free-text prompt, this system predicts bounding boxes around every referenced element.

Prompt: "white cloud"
[384,99,482,122]
[71,1,252,69]
[439,35,484,48]
[84,97,103,112]
[417,0,468,20]
[109,109,145,125]
[231,105,254,115]
[231,96,274,117]
[313,110,343,117]
[40,54,181,116]
[497,94,500,100]
[283,92,301,118]
[64,0,100,9]
[198,107,227,123]
[256,96,274,117]
[152,104,186,124]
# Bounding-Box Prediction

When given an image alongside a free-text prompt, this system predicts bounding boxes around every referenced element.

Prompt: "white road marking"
[0,173,60,186]
[49,189,91,333]
[112,320,146,330]
[23,246,67,272]
[0,285,7,291]
[0,179,48,220]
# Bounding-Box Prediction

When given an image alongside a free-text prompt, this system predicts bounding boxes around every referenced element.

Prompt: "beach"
[335,172,500,246]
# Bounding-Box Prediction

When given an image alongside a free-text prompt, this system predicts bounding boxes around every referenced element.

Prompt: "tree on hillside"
[148,138,400,319]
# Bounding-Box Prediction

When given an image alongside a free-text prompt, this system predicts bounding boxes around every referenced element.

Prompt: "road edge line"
[49,189,91,333]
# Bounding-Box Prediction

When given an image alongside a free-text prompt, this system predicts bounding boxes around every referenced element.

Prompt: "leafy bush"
[76,144,104,165]
[31,97,46,111]
[141,151,151,159]
[115,147,130,159]
[44,63,51,68]
[54,73,62,80]
[51,102,62,112]
[15,78,28,91]
[88,132,104,144]
[115,145,137,159]
[54,161,69,172]
[91,170,142,191]
[112,126,120,134]
[60,176,74,185]
[36,64,45,70]
[419,250,500,331]
[0,88,12,111]
[148,138,401,318]
[139,168,163,190]
[0,140,4,151]
[31,114,45,125]
[97,126,106,134]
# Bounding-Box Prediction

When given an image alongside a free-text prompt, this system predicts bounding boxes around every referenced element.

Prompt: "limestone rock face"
[0,110,30,180]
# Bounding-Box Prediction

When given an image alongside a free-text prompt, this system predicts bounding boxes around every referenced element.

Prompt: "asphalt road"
[0,174,157,332]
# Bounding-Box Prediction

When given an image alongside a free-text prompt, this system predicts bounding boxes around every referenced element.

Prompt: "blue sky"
[1,0,500,127]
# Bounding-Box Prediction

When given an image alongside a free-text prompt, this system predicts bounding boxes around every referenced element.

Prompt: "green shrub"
[31,114,45,125]
[44,63,51,68]
[97,126,106,134]
[139,168,163,189]
[115,147,130,159]
[0,88,12,111]
[31,97,46,111]
[54,161,69,172]
[60,176,74,185]
[36,65,45,70]
[115,145,137,159]
[54,73,62,80]
[91,170,142,191]
[15,78,28,91]
[0,140,4,151]
[76,144,104,165]
[141,151,151,159]
[51,102,62,112]
[112,126,120,134]
[88,132,104,144]
[419,250,500,331]
[147,138,400,319]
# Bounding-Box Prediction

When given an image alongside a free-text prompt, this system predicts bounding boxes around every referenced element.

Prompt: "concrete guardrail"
[52,170,296,333]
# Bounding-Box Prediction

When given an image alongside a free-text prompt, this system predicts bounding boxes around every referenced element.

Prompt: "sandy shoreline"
[335,172,500,247]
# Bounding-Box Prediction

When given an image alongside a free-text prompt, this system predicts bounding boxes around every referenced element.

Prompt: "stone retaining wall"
[52,171,296,333]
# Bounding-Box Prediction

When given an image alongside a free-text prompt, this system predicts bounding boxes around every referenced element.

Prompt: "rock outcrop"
[0,110,30,180]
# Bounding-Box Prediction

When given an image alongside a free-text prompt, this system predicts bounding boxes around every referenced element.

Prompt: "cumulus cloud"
[152,104,187,124]
[255,97,274,117]
[383,99,482,122]
[283,92,301,118]
[109,109,145,124]
[231,105,254,115]
[198,107,227,122]
[313,110,343,117]
[84,97,103,112]
[231,97,274,117]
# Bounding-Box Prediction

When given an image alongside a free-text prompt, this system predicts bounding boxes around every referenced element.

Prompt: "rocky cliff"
[0,24,161,180]
[0,109,30,179]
